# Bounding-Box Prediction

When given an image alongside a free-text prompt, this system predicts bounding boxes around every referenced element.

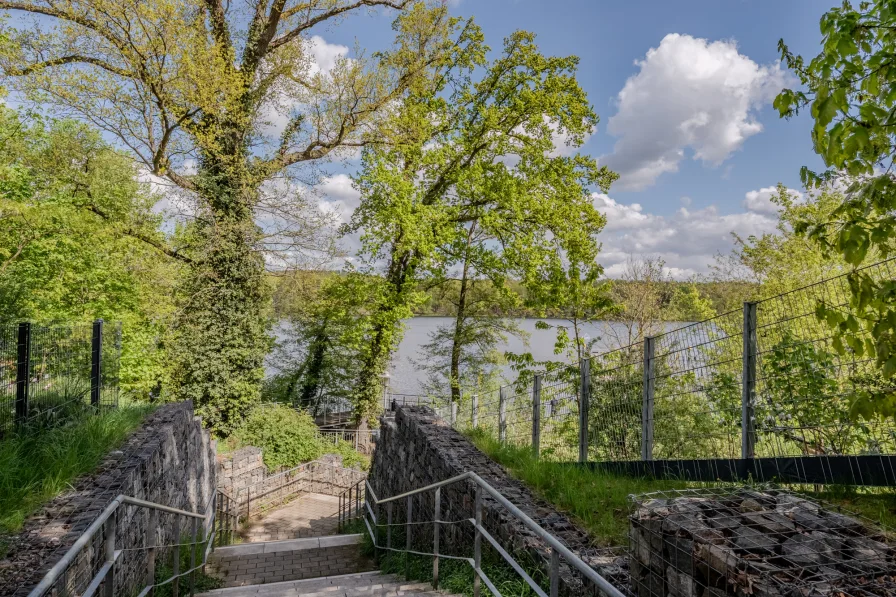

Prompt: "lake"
[388,317,650,396]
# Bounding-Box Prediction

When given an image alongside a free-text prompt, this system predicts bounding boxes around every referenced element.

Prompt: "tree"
[0,106,180,398]
[0,0,457,433]
[347,26,616,422]
[776,1,896,419]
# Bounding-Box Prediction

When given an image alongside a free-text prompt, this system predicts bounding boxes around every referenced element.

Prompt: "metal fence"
[450,259,896,484]
[0,319,120,435]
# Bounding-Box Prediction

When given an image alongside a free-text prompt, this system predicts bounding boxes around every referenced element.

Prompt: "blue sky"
[307,0,831,278]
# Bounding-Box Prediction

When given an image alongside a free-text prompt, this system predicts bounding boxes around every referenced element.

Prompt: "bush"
[233,405,323,470]
[230,404,371,471]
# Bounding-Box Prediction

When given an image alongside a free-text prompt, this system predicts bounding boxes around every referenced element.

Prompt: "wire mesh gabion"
[628,487,895,597]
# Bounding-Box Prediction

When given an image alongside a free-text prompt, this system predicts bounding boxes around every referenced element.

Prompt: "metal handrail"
[28,493,216,597]
[362,471,625,597]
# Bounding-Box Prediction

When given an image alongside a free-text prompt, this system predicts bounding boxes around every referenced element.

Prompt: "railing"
[214,490,240,548]
[27,493,216,597]
[359,472,625,597]
[319,429,379,454]
[225,459,367,527]
[337,478,366,532]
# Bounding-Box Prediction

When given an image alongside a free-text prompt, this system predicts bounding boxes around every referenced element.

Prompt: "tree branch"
[268,0,410,53]
[3,54,133,77]
[84,204,194,264]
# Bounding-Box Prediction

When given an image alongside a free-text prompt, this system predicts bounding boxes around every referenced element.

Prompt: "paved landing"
[243,492,341,542]
[197,571,459,597]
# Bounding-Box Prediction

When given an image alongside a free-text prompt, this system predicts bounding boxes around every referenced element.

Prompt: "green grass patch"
[467,430,896,545]
[153,533,223,597]
[467,429,684,546]
[0,404,154,535]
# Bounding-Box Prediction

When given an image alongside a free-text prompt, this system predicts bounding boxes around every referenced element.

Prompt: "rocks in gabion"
[629,489,896,597]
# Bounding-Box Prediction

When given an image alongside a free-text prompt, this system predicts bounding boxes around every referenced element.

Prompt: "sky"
[299,0,831,279]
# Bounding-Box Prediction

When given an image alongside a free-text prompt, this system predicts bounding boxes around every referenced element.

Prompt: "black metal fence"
[453,259,896,486]
[0,319,121,435]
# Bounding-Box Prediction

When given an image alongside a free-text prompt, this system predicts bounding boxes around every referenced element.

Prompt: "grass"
[0,403,154,536]
[465,429,896,546]
[466,429,684,546]
[153,533,223,597]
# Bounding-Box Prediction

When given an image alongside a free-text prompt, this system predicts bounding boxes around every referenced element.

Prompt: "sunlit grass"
[0,404,154,535]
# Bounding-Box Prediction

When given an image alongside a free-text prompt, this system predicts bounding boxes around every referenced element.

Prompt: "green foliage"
[230,404,369,471]
[0,107,179,399]
[0,404,153,533]
[349,20,617,419]
[776,2,896,418]
[232,405,323,470]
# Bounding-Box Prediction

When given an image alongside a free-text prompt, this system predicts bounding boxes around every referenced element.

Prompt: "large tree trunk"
[169,147,271,435]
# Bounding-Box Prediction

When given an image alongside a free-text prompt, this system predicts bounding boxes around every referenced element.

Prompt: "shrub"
[233,404,325,470]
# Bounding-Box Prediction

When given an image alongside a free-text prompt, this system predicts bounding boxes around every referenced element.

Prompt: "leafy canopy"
[776,0,896,417]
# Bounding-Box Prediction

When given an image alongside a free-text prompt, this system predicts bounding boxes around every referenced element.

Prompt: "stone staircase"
[197,571,455,597]
[199,535,461,597]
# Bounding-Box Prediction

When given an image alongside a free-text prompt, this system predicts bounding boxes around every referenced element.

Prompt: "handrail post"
[103,510,116,597]
[550,550,560,597]
[578,358,591,463]
[432,487,440,589]
[147,508,158,596]
[473,484,482,597]
[641,336,655,461]
[387,502,393,549]
[498,387,507,443]
[471,394,478,429]
[15,321,31,426]
[532,375,542,459]
[172,515,181,597]
[742,301,757,460]
[405,495,413,579]
[189,516,198,597]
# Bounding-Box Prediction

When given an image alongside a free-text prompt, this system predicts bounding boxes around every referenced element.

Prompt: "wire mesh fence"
[0,319,120,436]
[451,258,896,472]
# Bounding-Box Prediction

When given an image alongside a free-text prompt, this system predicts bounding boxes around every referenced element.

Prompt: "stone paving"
[241,492,340,542]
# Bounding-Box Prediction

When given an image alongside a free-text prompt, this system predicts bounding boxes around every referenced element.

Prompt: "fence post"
[450,401,457,426]
[91,319,103,407]
[742,302,758,460]
[387,502,393,549]
[641,336,656,461]
[532,375,542,459]
[471,394,478,429]
[433,487,440,589]
[15,322,31,426]
[189,516,198,597]
[498,387,507,443]
[578,358,591,463]
[172,515,181,597]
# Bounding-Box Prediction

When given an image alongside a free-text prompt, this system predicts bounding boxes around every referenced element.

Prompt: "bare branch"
[84,204,194,264]
[3,54,133,77]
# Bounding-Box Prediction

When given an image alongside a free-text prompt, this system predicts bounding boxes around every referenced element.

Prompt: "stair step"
[196,571,462,597]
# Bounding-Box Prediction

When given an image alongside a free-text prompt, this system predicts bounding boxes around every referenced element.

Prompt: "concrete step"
[206,534,376,587]
[196,571,461,597]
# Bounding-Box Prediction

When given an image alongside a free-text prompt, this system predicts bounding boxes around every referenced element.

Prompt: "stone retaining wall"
[217,450,366,518]
[371,406,626,597]
[0,402,216,597]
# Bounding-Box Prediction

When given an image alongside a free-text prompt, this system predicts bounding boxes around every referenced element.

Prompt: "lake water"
[270,317,676,396]
[388,317,646,396]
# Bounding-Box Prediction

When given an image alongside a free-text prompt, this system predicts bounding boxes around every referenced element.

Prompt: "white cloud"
[316,173,361,225]
[743,185,802,215]
[603,33,790,190]
[593,193,780,278]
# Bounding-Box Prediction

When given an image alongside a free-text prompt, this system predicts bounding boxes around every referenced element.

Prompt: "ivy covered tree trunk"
[170,152,271,436]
